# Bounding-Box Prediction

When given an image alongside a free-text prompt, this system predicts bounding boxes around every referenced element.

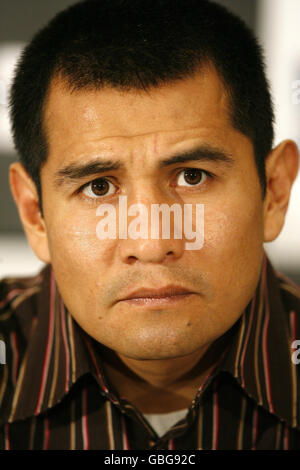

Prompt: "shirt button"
[149,440,156,447]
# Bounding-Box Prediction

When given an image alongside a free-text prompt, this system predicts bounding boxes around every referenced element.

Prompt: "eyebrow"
[54,144,235,188]
[158,145,235,169]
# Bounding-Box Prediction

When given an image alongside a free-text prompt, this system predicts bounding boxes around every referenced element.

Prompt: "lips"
[118,285,194,302]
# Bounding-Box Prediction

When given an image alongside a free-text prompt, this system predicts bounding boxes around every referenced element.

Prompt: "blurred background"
[0,0,299,281]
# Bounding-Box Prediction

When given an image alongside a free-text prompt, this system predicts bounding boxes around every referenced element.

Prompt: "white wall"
[258,0,300,271]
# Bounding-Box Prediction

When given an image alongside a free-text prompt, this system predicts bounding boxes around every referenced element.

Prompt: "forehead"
[43,65,233,156]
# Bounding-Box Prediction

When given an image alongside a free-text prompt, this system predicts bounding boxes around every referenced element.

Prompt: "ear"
[9,162,51,263]
[263,139,299,242]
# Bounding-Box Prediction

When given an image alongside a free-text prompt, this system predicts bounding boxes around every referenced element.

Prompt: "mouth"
[116,285,196,307]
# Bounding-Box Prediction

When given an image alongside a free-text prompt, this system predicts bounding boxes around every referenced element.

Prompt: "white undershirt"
[143,409,188,437]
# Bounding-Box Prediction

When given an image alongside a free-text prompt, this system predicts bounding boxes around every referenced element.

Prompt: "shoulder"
[275,270,300,314]
[0,271,43,337]
[0,267,49,346]
[0,270,45,312]
[0,267,49,422]
[273,270,300,347]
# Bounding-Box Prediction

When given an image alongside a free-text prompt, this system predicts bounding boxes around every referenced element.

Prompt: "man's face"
[40,65,265,360]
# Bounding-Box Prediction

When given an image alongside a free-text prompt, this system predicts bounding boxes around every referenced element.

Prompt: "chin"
[111,338,203,361]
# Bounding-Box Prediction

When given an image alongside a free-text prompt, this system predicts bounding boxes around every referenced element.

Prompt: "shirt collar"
[8,250,299,430]
[219,250,299,430]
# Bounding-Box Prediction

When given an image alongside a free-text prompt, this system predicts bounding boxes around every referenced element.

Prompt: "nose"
[120,235,185,265]
[117,190,186,265]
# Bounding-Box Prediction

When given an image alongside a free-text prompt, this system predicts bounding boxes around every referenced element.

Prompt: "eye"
[176,168,210,187]
[81,178,117,198]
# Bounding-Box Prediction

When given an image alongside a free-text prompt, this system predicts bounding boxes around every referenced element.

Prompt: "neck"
[100,330,233,414]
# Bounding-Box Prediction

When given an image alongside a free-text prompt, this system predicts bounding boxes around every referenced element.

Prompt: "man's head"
[9,0,275,202]
[9,0,299,361]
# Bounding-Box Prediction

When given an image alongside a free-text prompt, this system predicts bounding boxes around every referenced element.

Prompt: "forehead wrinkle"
[153,133,159,155]
[51,125,236,171]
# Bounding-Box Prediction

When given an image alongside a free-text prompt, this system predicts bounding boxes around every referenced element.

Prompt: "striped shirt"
[0,250,300,450]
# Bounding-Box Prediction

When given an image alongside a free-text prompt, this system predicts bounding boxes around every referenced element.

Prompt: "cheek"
[204,194,263,252]
[197,197,264,292]
[46,209,114,277]
[45,211,118,330]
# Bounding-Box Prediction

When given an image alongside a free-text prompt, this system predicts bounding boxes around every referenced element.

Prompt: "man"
[0,0,299,450]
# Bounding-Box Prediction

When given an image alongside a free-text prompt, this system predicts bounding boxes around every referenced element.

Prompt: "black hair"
[9,0,274,207]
